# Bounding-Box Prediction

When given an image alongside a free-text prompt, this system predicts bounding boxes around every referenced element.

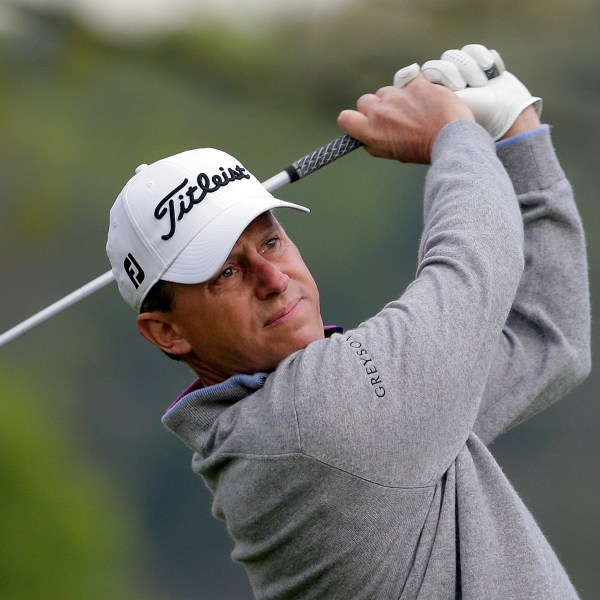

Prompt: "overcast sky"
[9,0,354,35]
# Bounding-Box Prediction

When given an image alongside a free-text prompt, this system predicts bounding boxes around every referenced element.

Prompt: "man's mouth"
[265,298,302,327]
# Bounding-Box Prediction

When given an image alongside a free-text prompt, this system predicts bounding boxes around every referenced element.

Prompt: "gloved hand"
[417,44,542,140]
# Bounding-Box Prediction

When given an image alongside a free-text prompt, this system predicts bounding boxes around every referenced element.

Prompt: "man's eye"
[220,266,235,279]
[265,237,279,250]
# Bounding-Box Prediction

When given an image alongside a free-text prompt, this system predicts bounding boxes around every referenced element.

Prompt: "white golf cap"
[106,148,309,311]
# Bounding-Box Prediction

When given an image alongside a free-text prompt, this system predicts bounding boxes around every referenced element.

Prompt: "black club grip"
[285,134,363,182]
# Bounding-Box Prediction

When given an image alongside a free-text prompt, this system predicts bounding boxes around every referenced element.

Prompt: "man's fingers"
[337,92,381,141]
[461,44,506,78]
[440,49,488,87]
[337,109,370,141]
[393,63,420,88]
[356,92,381,111]
[421,60,467,91]
[339,90,393,143]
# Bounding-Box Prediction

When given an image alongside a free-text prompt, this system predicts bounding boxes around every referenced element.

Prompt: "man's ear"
[136,312,192,357]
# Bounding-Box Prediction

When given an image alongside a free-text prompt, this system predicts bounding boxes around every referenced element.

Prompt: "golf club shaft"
[0,134,362,348]
[0,271,116,348]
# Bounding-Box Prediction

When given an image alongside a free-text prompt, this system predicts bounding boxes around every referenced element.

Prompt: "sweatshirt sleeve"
[288,120,525,486]
[472,126,591,444]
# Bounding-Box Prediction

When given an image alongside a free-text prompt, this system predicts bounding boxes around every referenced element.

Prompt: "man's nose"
[253,256,289,299]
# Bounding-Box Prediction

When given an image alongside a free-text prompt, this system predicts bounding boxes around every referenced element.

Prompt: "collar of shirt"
[164,325,344,416]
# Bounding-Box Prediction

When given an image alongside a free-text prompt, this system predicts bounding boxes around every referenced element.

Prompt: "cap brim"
[161,196,309,284]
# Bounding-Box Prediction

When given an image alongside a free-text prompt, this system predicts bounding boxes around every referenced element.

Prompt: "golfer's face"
[169,212,324,383]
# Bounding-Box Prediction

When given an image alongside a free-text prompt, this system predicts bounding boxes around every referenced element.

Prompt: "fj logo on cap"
[124,253,145,289]
[153,164,251,242]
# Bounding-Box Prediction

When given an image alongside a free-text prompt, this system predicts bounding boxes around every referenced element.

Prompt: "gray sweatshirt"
[163,121,590,599]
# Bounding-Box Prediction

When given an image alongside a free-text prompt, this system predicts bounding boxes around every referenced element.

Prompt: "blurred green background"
[0,1,598,598]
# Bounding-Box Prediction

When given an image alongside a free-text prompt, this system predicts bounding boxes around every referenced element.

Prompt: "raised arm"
[473,109,591,442]
[302,76,527,484]
[417,46,591,443]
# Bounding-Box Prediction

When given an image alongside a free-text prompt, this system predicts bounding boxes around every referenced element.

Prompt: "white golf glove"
[396,44,542,140]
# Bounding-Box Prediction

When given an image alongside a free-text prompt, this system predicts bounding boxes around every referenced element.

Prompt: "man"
[106,45,590,599]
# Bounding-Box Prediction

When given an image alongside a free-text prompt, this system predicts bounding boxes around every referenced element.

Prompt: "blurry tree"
[0,367,153,600]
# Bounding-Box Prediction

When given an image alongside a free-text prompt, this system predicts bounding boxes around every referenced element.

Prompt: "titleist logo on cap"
[153,164,251,241]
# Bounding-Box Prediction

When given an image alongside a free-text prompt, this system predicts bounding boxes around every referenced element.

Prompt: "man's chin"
[257,320,324,371]
[286,330,324,358]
